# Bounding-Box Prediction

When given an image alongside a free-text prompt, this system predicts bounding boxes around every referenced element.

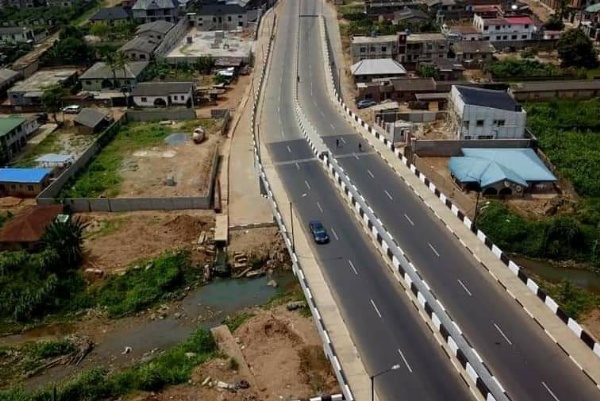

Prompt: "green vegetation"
[557,28,599,69]
[0,211,13,229]
[42,26,95,66]
[339,6,437,36]
[0,0,97,28]
[484,58,562,79]
[28,339,76,360]
[0,327,217,400]
[14,132,62,168]
[223,311,255,332]
[93,251,190,318]
[60,121,195,198]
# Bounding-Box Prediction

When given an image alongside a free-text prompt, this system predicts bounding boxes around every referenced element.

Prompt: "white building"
[473,15,536,42]
[449,85,526,140]
[131,81,195,107]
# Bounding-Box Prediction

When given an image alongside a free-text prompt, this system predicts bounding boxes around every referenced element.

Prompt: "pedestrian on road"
[297,75,300,83]
[358,142,363,152]
[336,138,340,148]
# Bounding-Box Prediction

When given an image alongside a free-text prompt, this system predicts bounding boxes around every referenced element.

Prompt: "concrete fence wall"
[155,17,189,58]
[396,111,443,123]
[126,108,196,122]
[412,137,534,157]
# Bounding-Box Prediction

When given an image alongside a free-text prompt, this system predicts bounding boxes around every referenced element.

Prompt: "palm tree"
[42,217,88,268]
[114,52,131,107]
[103,52,119,89]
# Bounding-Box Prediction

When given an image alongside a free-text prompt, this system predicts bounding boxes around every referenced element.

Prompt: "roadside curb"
[318,11,600,388]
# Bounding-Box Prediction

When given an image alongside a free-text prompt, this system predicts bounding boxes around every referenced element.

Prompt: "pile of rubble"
[231,232,290,279]
[201,376,251,393]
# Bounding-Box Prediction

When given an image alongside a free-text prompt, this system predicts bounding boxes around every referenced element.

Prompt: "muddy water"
[12,271,295,390]
[511,255,600,295]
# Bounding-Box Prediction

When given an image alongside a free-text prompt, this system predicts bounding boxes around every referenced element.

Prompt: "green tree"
[541,216,585,258]
[544,15,564,31]
[557,28,599,69]
[89,21,111,41]
[196,56,215,74]
[42,217,88,267]
[41,84,68,123]
[417,64,436,78]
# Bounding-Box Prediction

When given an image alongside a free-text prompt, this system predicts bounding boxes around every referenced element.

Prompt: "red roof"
[0,205,64,243]
[505,16,534,25]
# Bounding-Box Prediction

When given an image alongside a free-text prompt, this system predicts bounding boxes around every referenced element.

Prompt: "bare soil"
[119,130,219,198]
[130,306,340,401]
[196,75,252,119]
[582,309,600,341]
[227,227,280,256]
[80,211,215,273]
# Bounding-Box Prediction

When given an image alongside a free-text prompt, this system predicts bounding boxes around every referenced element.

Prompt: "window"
[478,135,493,139]
[484,26,489,30]
[27,185,34,191]
[495,25,500,30]
[227,16,232,21]
[86,80,92,85]
[524,24,529,28]
[381,46,387,52]
[464,135,472,139]
[511,35,517,39]
[238,15,243,18]
[496,36,501,40]
[494,119,505,126]
[522,35,527,39]
[370,46,376,52]
[502,35,507,40]
[198,17,203,21]
[476,120,484,127]
[139,54,146,59]
[141,97,147,102]
[360,47,365,53]
[173,95,178,100]
[462,121,469,128]
[213,17,217,22]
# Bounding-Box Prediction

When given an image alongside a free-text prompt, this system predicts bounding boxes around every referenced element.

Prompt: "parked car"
[62,105,81,114]
[308,220,330,244]
[357,99,377,109]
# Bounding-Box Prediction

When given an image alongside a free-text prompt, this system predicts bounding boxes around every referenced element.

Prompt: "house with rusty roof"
[0,205,64,251]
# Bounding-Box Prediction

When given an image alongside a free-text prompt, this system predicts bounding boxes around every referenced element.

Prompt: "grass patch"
[27,339,76,360]
[83,218,126,239]
[0,327,217,400]
[223,311,255,332]
[13,132,62,167]
[92,251,190,318]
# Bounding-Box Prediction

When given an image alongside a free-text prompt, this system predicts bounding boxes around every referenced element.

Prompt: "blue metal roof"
[449,148,556,187]
[0,168,52,184]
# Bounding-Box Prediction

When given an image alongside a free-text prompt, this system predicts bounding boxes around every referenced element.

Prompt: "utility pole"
[290,201,295,252]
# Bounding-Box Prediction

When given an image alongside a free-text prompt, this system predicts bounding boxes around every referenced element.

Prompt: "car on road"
[62,105,81,114]
[308,220,329,244]
[356,99,377,109]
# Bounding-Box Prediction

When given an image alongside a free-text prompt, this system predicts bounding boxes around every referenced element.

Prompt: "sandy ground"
[227,227,280,255]
[118,123,220,198]
[131,306,340,401]
[80,211,215,273]
[197,75,252,119]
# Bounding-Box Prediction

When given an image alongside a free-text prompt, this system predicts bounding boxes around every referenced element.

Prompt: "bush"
[28,339,76,359]
[484,58,561,79]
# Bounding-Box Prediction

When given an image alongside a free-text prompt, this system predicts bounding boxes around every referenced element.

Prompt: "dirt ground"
[227,227,280,255]
[131,306,340,401]
[80,211,215,273]
[582,309,600,341]
[118,123,220,198]
[196,75,252,119]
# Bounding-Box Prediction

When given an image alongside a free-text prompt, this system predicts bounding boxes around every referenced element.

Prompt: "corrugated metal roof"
[0,116,26,137]
[35,154,74,164]
[0,205,63,243]
[0,168,52,184]
[449,148,556,187]
[455,85,520,111]
[351,59,407,76]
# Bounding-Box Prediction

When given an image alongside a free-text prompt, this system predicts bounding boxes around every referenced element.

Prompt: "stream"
[511,255,600,295]
[4,270,296,390]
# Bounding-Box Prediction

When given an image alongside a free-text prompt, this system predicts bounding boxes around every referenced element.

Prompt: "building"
[393,8,430,24]
[449,148,556,195]
[404,33,449,64]
[0,26,36,44]
[473,15,536,42]
[451,41,496,67]
[165,29,253,65]
[508,80,600,101]
[443,24,483,41]
[0,205,64,251]
[73,108,113,134]
[350,34,406,64]
[119,37,160,61]
[35,153,74,168]
[135,20,175,40]
[79,61,149,91]
[0,116,32,160]
[189,1,254,31]
[7,68,78,106]
[89,6,133,25]
[357,77,437,102]
[131,81,195,107]
[0,68,20,97]
[365,0,418,20]
[350,58,407,83]
[0,168,52,198]
[132,0,180,23]
[421,59,465,80]
[448,85,526,139]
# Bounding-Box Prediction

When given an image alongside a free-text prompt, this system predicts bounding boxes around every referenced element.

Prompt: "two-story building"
[473,14,536,42]
[132,0,180,23]
[0,27,35,44]
[404,33,449,65]
[189,0,256,31]
[131,81,195,107]
[7,68,78,106]
[0,116,39,161]
[448,85,526,139]
[351,34,404,64]
[451,41,496,67]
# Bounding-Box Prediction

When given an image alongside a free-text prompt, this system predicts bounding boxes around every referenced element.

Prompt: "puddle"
[164,133,188,146]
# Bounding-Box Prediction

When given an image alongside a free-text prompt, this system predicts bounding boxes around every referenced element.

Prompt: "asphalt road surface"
[295,0,600,400]
[259,1,474,400]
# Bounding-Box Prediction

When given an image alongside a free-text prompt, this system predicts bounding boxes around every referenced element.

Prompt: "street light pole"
[370,364,401,401]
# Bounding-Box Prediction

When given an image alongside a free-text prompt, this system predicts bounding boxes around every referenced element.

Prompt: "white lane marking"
[331,228,339,240]
[340,137,347,144]
[494,323,513,346]
[330,123,336,130]
[457,279,472,296]
[354,153,359,160]
[428,243,440,257]
[295,162,300,170]
[384,190,393,200]
[280,130,285,138]
[398,349,413,373]
[348,260,358,275]
[316,201,323,213]
[404,214,414,226]
[304,180,311,190]
[367,169,374,178]
[370,299,382,318]
[278,106,281,113]
[542,382,560,401]
[320,110,325,117]
[286,145,292,153]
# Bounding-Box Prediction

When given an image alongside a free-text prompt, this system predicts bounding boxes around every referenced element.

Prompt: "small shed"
[73,108,112,134]
[35,153,74,168]
[0,168,52,197]
[0,205,64,251]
